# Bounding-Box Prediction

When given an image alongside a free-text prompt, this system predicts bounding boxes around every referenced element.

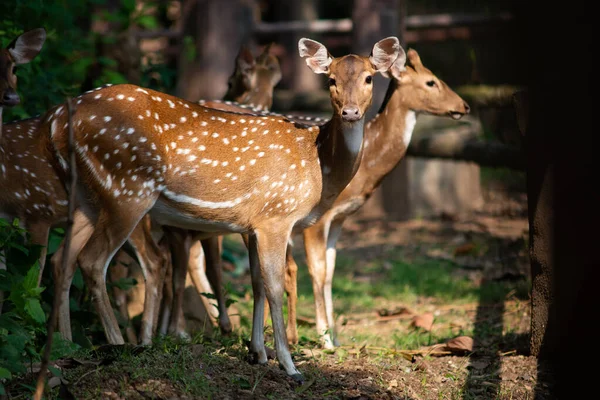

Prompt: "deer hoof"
[290,373,305,385]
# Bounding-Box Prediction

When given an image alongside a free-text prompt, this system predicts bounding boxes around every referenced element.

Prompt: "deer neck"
[360,80,417,182]
[314,114,365,210]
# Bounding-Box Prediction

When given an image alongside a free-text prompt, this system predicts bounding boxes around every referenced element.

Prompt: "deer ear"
[8,28,46,65]
[407,48,423,69]
[298,38,332,74]
[369,36,400,73]
[236,46,255,73]
[388,46,407,80]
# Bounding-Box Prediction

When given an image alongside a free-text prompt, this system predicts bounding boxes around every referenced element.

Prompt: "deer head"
[223,44,282,110]
[388,48,470,120]
[0,28,46,108]
[299,37,399,123]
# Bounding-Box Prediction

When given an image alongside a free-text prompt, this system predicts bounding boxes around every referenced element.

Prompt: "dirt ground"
[21,183,557,400]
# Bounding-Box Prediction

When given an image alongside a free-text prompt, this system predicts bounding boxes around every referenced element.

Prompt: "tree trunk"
[176,0,255,101]
[270,0,321,94]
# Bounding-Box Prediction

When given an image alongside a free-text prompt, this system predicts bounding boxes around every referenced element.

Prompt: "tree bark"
[270,0,321,94]
[176,0,255,101]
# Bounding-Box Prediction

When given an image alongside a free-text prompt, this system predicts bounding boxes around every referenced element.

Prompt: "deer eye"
[365,75,372,84]
[426,80,436,87]
[328,78,336,86]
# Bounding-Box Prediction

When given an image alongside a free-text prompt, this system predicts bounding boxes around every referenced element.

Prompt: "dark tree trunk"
[176,0,255,101]
[270,0,321,94]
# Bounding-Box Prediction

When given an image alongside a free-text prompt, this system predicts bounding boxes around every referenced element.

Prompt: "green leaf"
[135,15,158,29]
[47,365,62,377]
[23,265,40,291]
[0,367,11,379]
[24,298,46,324]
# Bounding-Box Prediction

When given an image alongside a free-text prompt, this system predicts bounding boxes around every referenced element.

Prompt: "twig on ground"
[33,97,77,400]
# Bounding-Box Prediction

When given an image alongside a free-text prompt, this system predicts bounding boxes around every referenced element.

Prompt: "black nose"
[341,106,360,122]
[463,101,470,114]
[2,90,20,107]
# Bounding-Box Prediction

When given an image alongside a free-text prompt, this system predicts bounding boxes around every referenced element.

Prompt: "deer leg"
[127,217,167,344]
[303,219,333,349]
[201,235,232,334]
[164,228,190,340]
[157,236,173,336]
[109,251,138,344]
[324,219,344,347]
[186,236,220,327]
[77,207,149,345]
[246,231,268,364]
[52,209,96,341]
[25,221,51,286]
[284,243,299,345]
[252,226,303,382]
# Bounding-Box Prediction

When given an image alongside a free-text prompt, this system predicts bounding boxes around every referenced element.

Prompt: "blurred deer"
[0,28,46,314]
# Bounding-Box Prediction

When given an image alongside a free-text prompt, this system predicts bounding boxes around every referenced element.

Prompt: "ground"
[10,176,556,399]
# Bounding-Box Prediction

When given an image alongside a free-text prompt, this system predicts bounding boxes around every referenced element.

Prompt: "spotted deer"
[196,48,471,350]
[43,37,400,381]
[0,28,46,313]
[50,42,283,345]
[290,48,470,348]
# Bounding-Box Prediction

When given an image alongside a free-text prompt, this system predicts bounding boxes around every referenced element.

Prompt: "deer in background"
[43,36,400,382]
[292,48,470,348]
[196,48,471,350]
[0,28,47,313]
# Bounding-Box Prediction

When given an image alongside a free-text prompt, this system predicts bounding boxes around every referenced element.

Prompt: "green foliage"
[0,0,167,124]
[0,220,82,395]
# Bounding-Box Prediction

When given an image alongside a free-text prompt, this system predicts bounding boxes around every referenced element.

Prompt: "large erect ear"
[369,36,400,73]
[298,38,332,74]
[406,48,423,69]
[388,46,407,80]
[7,28,46,65]
[235,45,255,73]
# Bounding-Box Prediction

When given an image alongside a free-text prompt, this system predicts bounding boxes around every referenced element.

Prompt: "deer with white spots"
[0,28,46,313]
[185,48,471,351]
[43,36,400,382]
[285,48,470,348]
[106,43,284,342]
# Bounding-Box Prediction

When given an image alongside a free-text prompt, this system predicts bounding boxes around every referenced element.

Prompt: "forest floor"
[12,179,557,400]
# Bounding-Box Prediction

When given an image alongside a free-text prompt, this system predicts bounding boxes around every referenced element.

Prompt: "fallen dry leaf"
[444,336,474,353]
[454,242,476,256]
[410,312,434,331]
[387,378,398,390]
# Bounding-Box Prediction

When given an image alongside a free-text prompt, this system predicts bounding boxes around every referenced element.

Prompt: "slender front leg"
[247,231,268,364]
[109,251,138,344]
[165,228,191,340]
[127,217,167,344]
[200,235,232,334]
[302,219,333,348]
[157,236,173,336]
[52,209,96,341]
[25,221,51,286]
[324,219,344,347]
[186,236,219,327]
[254,226,303,382]
[284,243,299,345]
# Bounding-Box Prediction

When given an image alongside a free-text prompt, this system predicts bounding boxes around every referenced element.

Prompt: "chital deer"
[293,48,470,348]
[195,48,471,350]
[0,28,46,313]
[43,36,400,381]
